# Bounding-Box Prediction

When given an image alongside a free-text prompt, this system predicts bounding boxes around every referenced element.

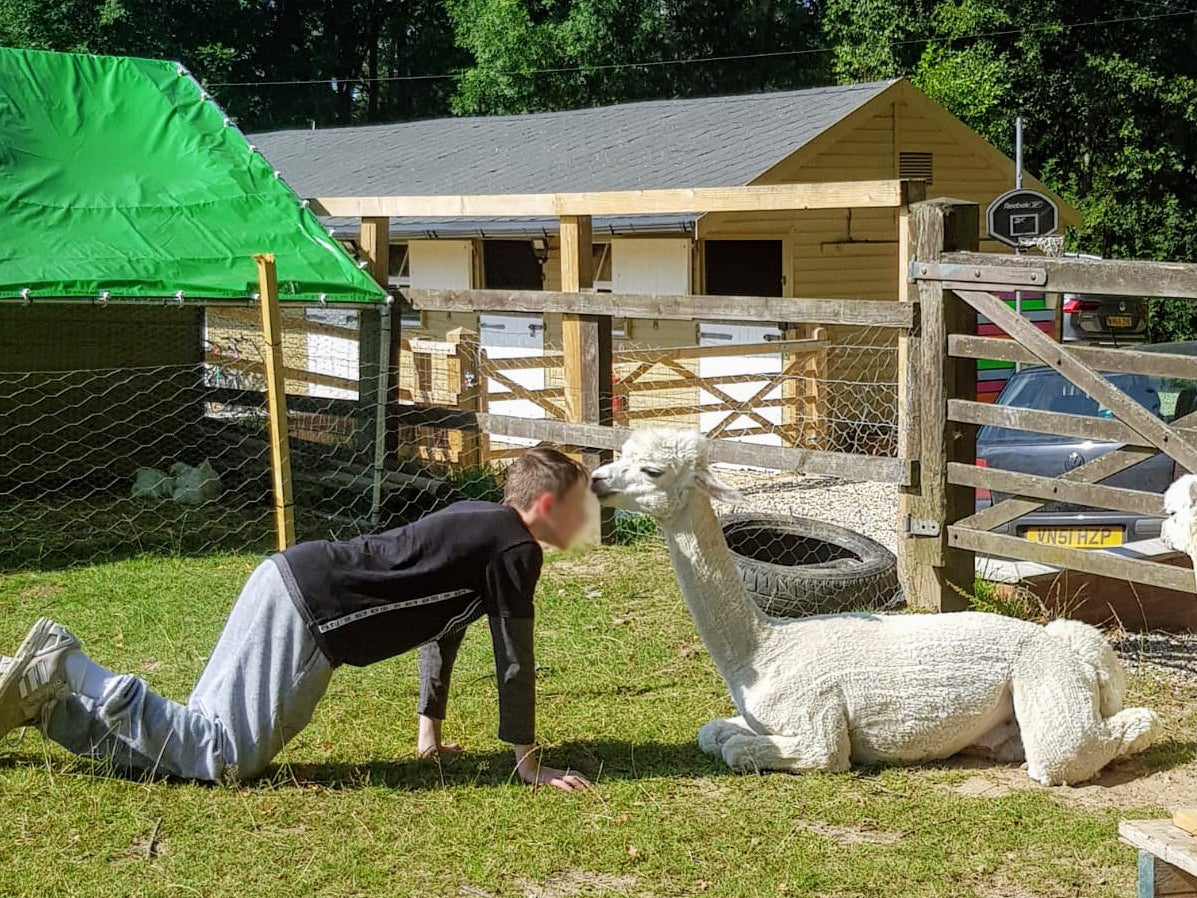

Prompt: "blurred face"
[525,478,592,549]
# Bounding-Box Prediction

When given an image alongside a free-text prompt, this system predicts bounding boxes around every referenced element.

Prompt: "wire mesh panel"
[0,303,277,570]
[0,304,383,571]
[400,313,905,614]
[1,302,903,617]
[468,321,900,454]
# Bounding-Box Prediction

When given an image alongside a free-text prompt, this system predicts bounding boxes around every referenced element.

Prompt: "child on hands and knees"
[0,447,593,793]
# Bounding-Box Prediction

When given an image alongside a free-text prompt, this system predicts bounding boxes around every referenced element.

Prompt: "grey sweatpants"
[42,560,332,782]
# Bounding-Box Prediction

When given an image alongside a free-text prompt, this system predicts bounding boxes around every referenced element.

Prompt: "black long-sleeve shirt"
[272,501,541,745]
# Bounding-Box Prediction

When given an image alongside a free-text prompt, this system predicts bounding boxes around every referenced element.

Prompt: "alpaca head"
[1161,473,1197,558]
[590,428,740,521]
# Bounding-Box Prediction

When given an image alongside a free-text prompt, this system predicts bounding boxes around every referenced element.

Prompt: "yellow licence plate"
[1107,315,1133,328]
[1024,526,1124,549]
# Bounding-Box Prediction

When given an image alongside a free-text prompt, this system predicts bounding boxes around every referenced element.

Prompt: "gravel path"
[714,469,901,552]
[1113,630,1197,682]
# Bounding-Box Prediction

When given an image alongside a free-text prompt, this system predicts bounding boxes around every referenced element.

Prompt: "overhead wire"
[206,7,1197,89]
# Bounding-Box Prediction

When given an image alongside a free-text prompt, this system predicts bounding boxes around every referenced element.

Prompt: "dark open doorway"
[704,239,783,297]
[482,240,543,289]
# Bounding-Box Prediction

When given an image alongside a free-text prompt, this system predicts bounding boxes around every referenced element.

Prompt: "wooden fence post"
[896,182,925,586]
[447,326,486,467]
[780,325,802,447]
[804,326,828,448]
[359,217,390,284]
[255,253,296,550]
[560,214,614,542]
[358,217,392,524]
[897,199,979,611]
[781,324,828,448]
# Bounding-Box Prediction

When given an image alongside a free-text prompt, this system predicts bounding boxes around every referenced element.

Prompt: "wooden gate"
[904,198,1197,611]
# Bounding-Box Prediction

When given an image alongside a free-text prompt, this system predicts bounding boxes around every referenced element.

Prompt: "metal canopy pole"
[1014,115,1024,370]
[371,300,391,527]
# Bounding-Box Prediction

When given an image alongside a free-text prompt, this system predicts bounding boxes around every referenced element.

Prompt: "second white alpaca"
[1162,474,1197,592]
[590,428,1159,786]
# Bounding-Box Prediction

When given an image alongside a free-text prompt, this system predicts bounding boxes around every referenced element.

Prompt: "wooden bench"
[1121,820,1197,897]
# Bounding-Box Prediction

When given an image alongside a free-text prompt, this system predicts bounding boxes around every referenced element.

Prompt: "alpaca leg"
[697,716,754,756]
[961,717,1025,763]
[1012,654,1160,786]
[1043,619,1126,716]
[720,706,850,774]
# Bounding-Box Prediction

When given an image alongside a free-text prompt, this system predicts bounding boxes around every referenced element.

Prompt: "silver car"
[975,342,1197,548]
[1060,293,1149,344]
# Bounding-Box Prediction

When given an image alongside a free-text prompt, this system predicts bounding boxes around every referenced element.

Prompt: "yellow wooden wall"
[700,87,1048,302]
[206,308,319,394]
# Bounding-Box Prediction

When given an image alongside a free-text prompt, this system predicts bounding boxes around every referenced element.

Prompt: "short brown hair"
[503,447,589,509]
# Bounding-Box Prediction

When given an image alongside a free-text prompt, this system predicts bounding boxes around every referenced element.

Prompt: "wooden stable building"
[256,77,1077,324]
[251,79,1082,456]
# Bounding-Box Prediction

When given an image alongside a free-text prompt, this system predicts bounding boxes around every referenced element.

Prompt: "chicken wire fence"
[0,304,364,572]
[0,304,903,613]
[397,314,904,614]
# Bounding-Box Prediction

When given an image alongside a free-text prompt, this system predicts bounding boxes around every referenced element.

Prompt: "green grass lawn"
[1,545,1194,898]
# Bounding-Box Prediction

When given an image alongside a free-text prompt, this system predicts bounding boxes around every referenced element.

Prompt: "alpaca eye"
[640,465,664,478]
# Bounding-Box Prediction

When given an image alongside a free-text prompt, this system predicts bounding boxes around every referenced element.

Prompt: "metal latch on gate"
[904,516,941,537]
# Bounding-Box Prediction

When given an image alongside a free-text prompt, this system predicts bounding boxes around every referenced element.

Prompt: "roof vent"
[899,151,933,184]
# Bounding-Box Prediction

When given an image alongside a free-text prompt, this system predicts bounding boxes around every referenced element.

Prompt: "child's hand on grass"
[515,745,592,792]
[417,714,463,758]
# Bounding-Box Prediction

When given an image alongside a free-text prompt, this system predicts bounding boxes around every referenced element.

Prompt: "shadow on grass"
[0,738,729,790]
[5,736,1193,792]
[275,738,730,790]
[898,736,1197,792]
[1083,736,1197,787]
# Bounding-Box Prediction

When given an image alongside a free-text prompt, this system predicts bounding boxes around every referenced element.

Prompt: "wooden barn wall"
[0,305,205,486]
[695,95,1034,439]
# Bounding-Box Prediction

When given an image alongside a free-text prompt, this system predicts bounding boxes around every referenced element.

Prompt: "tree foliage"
[0,0,466,129]
[447,0,829,114]
[824,0,1197,337]
[0,0,1194,335]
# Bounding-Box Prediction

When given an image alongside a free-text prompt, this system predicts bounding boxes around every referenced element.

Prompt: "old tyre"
[719,513,901,617]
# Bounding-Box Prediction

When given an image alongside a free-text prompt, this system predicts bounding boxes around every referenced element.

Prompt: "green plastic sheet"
[0,48,384,303]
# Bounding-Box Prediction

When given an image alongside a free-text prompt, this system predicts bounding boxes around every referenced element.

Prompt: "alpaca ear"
[699,470,743,504]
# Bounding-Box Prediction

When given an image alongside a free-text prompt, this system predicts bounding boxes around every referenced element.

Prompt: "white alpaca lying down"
[591,429,1160,786]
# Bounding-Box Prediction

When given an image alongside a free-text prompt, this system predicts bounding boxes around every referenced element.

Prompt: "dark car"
[1060,293,1149,344]
[974,342,1197,548]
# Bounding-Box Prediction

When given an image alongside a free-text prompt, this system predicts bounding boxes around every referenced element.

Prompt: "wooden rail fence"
[398,332,833,459]
[907,200,1197,610]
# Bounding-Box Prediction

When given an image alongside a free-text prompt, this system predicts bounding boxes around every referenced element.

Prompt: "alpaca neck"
[659,493,767,683]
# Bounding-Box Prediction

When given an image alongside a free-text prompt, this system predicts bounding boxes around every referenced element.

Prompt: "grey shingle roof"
[251,81,897,236]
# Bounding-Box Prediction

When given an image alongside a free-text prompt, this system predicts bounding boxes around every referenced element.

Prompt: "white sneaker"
[0,619,81,740]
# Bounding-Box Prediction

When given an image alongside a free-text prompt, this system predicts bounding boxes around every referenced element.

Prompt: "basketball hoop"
[1017,234,1065,257]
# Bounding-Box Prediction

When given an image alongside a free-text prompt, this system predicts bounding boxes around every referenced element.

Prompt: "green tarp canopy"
[0,47,384,303]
